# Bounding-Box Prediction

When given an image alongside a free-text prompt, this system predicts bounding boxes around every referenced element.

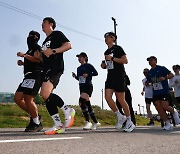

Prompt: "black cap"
[104,32,117,40]
[76,52,88,58]
[147,56,157,61]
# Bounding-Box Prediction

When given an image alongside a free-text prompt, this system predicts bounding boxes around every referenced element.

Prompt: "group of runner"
[14,17,180,134]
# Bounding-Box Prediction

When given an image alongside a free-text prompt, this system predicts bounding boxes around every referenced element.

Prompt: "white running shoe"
[83,121,92,130]
[91,122,101,130]
[163,122,173,131]
[44,125,65,135]
[123,120,136,132]
[115,116,127,130]
[64,108,76,128]
[173,111,180,125]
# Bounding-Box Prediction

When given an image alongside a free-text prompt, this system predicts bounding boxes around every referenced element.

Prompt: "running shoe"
[115,116,127,130]
[25,122,43,132]
[91,122,101,130]
[147,120,154,126]
[83,121,92,130]
[123,120,136,132]
[25,115,42,132]
[44,125,65,135]
[173,111,180,125]
[64,108,76,128]
[163,122,173,131]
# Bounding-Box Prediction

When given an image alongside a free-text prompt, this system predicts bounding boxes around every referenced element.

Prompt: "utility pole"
[138,104,142,116]
[101,89,104,110]
[111,17,117,45]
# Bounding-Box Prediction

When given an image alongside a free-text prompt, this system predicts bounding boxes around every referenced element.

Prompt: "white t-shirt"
[142,78,153,98]
[169,74,180,97]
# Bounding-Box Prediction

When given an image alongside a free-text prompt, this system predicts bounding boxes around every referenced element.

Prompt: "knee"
[40,90,50,101]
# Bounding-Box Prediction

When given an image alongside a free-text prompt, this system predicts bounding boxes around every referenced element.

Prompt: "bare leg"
[105,89,118,112]
[14,92,29,113]
[115,92,130,117]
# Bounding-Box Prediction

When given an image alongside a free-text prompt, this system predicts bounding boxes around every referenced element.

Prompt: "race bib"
[153,82,163,90]
[79,76,86,84]
[21,79,35,89]
[106,61,114,70]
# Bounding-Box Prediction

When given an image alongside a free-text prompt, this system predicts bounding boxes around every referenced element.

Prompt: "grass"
[0,104,160,128]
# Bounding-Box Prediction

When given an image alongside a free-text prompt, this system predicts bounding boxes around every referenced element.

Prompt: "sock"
[115,110,123,120]
[51,113,62,127]
[61,104,71,117]
[126,116,131,122]
[33,116,40,125]
[86,101,98,123]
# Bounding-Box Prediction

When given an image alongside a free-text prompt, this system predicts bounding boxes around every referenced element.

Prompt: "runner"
[169,64,180,110]
[72,52,100,130]
[101,32,135,132]
[40,17,75,135]
[141,68,154,126]
[14,30,43,132]
[146,56,180,130]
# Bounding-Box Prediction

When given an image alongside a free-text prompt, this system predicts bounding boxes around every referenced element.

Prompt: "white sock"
[33,116,40,125]
[126,116,131,122]
[165,120,170,124]
[115,111,123,120]
[51,113,62,127]
[61,104,71,116]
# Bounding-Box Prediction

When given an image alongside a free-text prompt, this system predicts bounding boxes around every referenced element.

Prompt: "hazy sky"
[0,0,179,114]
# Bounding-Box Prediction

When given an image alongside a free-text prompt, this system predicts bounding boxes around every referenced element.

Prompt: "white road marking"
[170,131,180,134]
[0,137,82,143]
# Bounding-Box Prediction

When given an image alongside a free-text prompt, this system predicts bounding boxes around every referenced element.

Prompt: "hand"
[17,52,24,57]
[17,60,24,66]
[43,48,54,57]
[105,55,112,61]
[159,77,166,81]
[72,72,76,78]
[83,73,88,78]
[141,91,144,96]
[101,62,106,69]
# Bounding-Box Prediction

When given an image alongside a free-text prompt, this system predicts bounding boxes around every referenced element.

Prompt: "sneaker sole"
[65,109,76,128]
[123,125,136,132]
[44,129,65,135]
[25,125,43,132]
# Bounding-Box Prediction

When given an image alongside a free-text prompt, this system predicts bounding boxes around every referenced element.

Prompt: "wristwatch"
[52,49,56,54]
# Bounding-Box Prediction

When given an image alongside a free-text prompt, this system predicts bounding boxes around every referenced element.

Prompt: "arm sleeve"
[88,64,98,76]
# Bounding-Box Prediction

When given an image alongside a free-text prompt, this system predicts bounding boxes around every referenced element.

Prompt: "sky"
[0,0,180,114]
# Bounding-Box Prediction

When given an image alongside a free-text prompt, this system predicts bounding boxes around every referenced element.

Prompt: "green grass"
[0,104,160,128]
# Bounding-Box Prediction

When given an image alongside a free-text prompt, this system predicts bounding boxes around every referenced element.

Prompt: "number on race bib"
[79,76,86,84]
[21,79,35,89]
[153,82,163,91]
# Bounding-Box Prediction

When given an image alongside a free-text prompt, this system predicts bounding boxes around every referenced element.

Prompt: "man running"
[146,56,180,130]
[14,30,43,132]
[40,17,75,135]
[141,68,154,126]
[101,32,135,132]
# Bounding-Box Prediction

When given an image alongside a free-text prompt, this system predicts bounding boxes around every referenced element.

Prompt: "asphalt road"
[0,126,180,154]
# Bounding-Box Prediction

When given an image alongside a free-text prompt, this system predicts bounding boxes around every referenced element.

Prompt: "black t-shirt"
[42,31,70,73]
[104,45,126,80]
[24,44,43,74]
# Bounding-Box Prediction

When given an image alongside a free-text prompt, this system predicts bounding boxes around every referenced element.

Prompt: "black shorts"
[43,69,62,89]
[79,84,93,97]
[16,71,42,96]
[105,78,125,92]
[145,98,153,104]
[175,97,180,104]
[153,94,170,102]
